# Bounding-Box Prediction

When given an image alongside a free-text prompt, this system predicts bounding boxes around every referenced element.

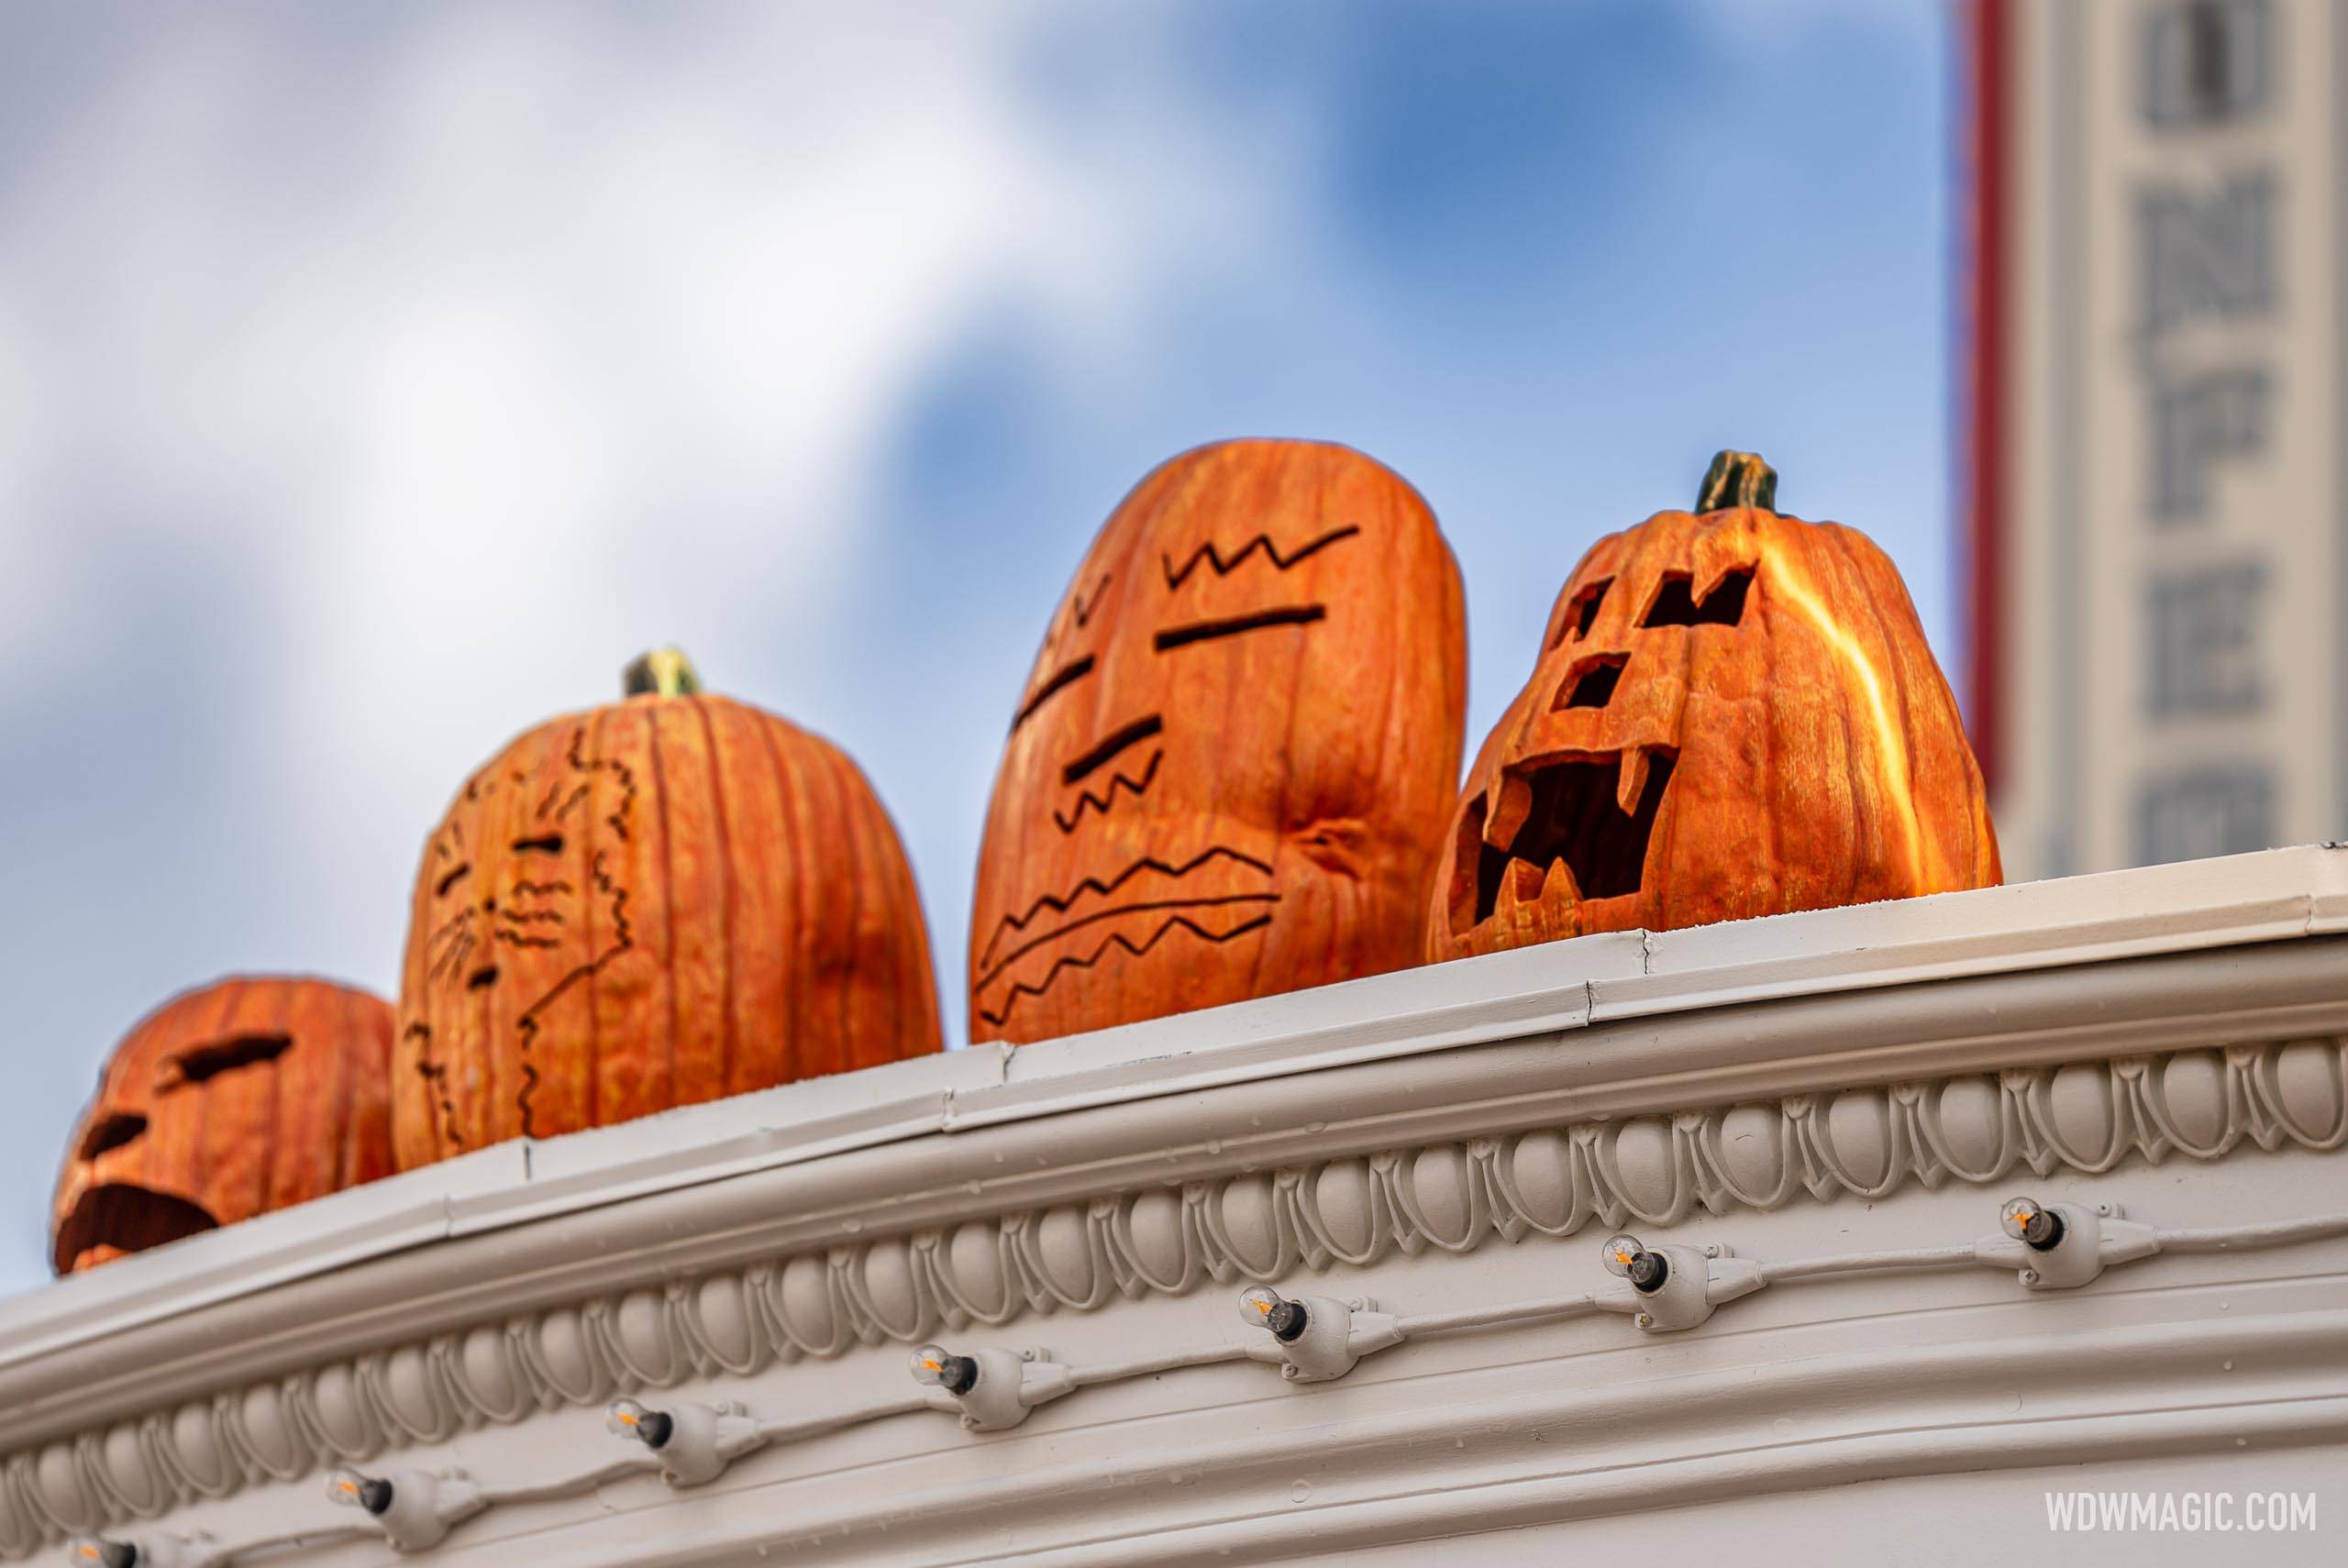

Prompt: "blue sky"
[0,0,1952,1297]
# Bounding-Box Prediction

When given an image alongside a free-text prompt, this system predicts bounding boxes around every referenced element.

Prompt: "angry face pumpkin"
[1428,450,1999,960]
[970,439,1468,1043]
[51,976,395,1274]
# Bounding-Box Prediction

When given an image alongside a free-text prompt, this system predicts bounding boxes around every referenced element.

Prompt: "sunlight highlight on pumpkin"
[1755,537,1926,889]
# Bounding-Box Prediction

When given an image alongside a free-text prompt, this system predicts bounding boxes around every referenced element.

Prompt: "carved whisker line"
[427,927,476,985]
[1053,750,1163,833]
[498,909,567,925]
[977,911,1274,1026]
[423,907,475,953]
[493,931,563,950]
[980,845,1276,964]
[1161,524,1360,590]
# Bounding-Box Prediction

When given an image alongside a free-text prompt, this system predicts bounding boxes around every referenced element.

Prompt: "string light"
[1600,1233,1669,1292]
[1237,1286,1311,1342]
[324,1466,393,1516]
[605,1397,674,1450]
[67,1540,137,1568]
[1999,1197,2066,1251]
[909,1343,980,1396]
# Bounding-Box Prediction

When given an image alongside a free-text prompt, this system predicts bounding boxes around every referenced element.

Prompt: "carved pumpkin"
[1429,451,1999,959]
[393,650,941,1167]
[51,976,394,1275]
[971,439,1468,1043]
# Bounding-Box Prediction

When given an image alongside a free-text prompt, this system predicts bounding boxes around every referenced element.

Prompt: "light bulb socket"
[1627,1250,1670,1293]
[354,1476,394,1516]
[936,1353,980,1396]
[2021,1208,2066,1252]
[1265,1299,1311,1342]
[635,1408,675,1449]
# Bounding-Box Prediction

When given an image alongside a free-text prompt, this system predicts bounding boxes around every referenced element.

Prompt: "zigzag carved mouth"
[978,845,1273,967]
[1452,748,1677,933]
[973,906,1275,1028]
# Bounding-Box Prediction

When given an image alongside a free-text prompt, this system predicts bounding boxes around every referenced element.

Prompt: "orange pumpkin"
[52,976,394,1274]
[1429,451,1999,959]
[393,650,940,1167]
[971,439,1468,1043]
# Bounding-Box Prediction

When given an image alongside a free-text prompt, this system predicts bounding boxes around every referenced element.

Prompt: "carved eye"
[1640,568,1754,628]
[1153,604,1326,650]
[1013,655,1095,734]
[511,834,565,855]
[80,1112,148,1161]
[1555,579,1612,646]
[167,1033,292,1086]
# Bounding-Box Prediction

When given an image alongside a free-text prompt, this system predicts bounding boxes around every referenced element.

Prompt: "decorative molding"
[4,1033,2341,1558]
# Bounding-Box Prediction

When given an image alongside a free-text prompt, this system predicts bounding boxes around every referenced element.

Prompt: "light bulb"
[1235,1286,1309,1342]
[606,1397,673,1449]
[69,1540,137,1568]
[326,1466,394,1516]
[1999,1196,2064,1250]
[1600,1232,1668,1292]
[910,1343,978,1395]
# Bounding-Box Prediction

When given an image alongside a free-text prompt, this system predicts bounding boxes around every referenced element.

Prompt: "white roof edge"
[5,845,2342,1361]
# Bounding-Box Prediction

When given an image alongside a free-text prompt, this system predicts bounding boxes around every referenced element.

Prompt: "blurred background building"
[1966,0,2346,877]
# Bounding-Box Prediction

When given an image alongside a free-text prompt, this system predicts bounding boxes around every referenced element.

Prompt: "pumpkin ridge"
[647,699,681,1121]
[753,704,805,1084]
[699,699,740,1093]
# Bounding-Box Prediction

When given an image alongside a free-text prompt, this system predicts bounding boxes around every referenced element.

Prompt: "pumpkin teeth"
[1484,771,1533,851]
[1616,746,1654,816]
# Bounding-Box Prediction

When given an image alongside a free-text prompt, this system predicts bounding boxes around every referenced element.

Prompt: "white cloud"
[0,0,1328,885]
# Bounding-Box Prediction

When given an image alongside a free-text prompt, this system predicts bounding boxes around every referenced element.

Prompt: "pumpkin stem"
[1697,450,1778,513]
[623,646,703,698]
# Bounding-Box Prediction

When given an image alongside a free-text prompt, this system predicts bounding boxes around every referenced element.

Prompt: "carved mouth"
[1454,747,1678,933]
[53,1183,218,1274]
[974,845,1280,1029]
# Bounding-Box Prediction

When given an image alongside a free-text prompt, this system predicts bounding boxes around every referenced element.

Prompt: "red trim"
[1963,0,2009,793]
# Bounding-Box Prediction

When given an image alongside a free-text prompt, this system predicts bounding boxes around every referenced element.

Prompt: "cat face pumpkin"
[394,664,942,1167]
[969,439,1467,1043]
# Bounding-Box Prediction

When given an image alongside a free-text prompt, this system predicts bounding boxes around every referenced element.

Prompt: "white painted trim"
[6,849,2348,1561]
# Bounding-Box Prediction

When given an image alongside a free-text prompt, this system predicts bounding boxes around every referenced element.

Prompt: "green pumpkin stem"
[1697,450,1778,513]
[623,646,703,698]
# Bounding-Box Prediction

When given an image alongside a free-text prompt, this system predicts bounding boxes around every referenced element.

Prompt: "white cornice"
[3,848,2347,1558]
[12,847,2343,1355]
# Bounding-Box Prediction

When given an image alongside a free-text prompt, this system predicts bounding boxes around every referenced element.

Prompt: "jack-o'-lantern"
[51,976,394,1275]
[393,649,941,1167]
[1429,451,1999,959]
[971,439,1468,1043]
